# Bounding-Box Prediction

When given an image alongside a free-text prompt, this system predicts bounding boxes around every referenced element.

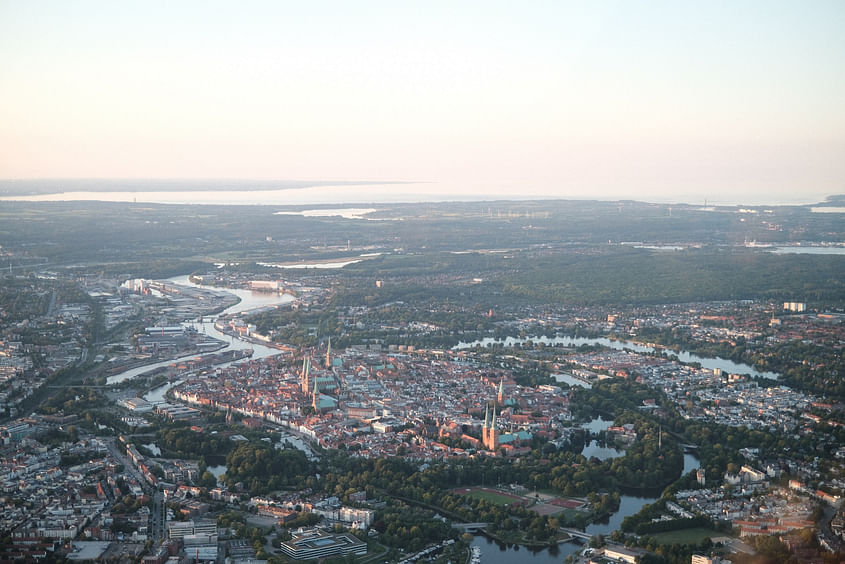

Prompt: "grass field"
[650,528,721,545]
[554,508,585,521]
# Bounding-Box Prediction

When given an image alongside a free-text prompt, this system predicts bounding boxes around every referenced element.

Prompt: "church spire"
[326,337,332,368]
[301,357,311,393]
[311,378,320,412]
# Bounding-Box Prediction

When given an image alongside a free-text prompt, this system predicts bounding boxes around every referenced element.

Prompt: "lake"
[456,335,779,380]
[580,417,625,460]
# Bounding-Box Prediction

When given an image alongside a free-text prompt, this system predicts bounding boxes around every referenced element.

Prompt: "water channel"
[108,275,293,386]
[455,335,779,380]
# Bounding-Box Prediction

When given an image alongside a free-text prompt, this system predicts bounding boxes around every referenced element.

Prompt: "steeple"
[326,337,332,368]
[311,377,320,412]
[301,357,312,393]
[497,378,504,404]
[482,403,499,451]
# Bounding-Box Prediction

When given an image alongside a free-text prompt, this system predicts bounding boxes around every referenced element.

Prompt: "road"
[151,490,166,541]
[818,502,843,553]
[104,438,169,541]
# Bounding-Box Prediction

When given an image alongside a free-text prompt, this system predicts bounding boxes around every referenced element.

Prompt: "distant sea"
[0,179,839,208]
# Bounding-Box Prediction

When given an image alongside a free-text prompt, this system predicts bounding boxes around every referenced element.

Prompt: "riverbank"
[455,333,780,380]
[105,342,227,379]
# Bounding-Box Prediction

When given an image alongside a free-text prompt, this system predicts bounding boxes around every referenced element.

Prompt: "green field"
[465,490,524,506]
[551,507,584,521]
[650,528,721,545]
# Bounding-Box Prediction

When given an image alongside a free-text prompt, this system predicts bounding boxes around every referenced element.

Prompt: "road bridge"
[451,523,488,533]
[558,527,591,540]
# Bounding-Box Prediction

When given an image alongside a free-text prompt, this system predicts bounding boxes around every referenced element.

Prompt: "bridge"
[451,522,488,533]
[558,527,592,540]
[46,385,109,389]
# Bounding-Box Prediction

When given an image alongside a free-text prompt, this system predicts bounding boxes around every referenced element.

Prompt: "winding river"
[107,275,293,385]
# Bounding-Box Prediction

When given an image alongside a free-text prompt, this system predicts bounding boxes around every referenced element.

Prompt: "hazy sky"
[1,1,844,203]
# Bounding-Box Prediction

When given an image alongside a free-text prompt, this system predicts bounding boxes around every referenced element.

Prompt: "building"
[482,404,499,451]
[277,528,367,560]
[337,507,375,529]
[183,532,218,562]
[692,556,727,564]
[601,544,644,564]
[249,280,281,291]
[168,519,216,540]
[120,398,154,413]
[783,302,806,312]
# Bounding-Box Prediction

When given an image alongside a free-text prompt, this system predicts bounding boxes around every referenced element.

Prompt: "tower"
[311,378,320,412]
[497,378,504,404]
[482,404,499,451]
[301,357,311,393]
[326,337,332,369]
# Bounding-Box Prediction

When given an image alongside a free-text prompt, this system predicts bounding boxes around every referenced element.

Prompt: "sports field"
[454,487,589,520]
[466,489,523,505]
[454,487,528,506]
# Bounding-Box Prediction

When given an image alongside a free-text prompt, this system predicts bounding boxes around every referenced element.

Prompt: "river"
[770,246,845,255]
[108,276,293,385]
[455,335,779,380]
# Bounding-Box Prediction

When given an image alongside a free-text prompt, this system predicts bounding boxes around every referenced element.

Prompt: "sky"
[1,1,844,204]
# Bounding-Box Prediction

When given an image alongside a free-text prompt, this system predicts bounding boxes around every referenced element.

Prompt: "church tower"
[311,378,320,412]
[326,337,332,369]
[482,404,499,451]
[301,357,311,393]
[497,378,505,404]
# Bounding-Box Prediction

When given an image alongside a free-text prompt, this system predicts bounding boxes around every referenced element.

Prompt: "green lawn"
[465,490,524,506]
[650,527,721,545]
[554,507,587,521]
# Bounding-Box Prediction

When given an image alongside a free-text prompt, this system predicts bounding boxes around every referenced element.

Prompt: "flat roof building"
[277,528,366,560]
